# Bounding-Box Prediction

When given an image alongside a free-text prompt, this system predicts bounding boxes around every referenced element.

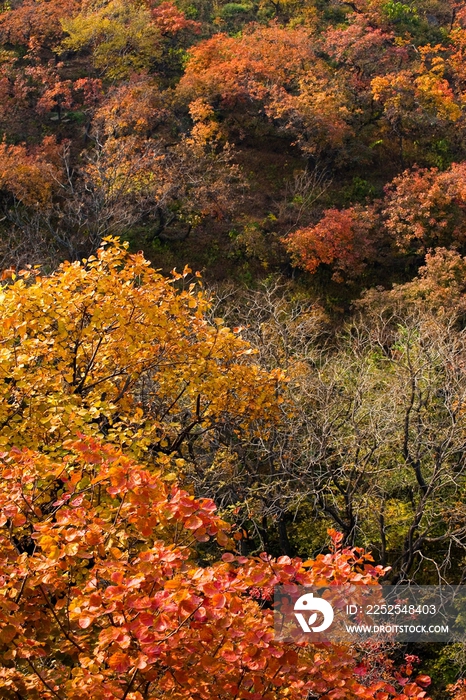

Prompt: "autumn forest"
[1,0,466,698]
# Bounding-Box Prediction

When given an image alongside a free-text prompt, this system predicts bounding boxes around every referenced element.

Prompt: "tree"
[450,680,466,700]
[371,47,462,165]
[0,82,239,267]
[386,247,466,315]
[383,162,466,253]
[0,135,64,208]
[323,16,406,81]
[150,1,200,36]
[209,279,466,583]
[0,0,78,54]
[321,15,409,164]
[281,159,466,283]
[0,239,281,460]
[283,205,380,282]
[60,0,198,80]
[80,94,239,246]
[178,23,350,157]
[284,202,380,282]
[0,440,430,700]
[61,0,162,80]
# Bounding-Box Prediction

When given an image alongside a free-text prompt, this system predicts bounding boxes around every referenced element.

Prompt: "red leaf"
[185,514,203,530]
[78,615,92,629]
[415,675,431,688]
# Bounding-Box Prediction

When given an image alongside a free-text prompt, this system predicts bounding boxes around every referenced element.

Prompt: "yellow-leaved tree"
[61,0,162,80]
[0,238,282,464]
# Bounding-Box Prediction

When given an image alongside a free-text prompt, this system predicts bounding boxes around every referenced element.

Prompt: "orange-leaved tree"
[283,205,380,282]
[283,159,466,282]
[0,0,78,53]
[0,438,432,700]
[178,23,350,157]
[0,136,64,208]
[450,680,466,700]
[383,162,466,253]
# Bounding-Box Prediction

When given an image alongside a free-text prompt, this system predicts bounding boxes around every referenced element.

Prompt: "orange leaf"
[108,651,131,673]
